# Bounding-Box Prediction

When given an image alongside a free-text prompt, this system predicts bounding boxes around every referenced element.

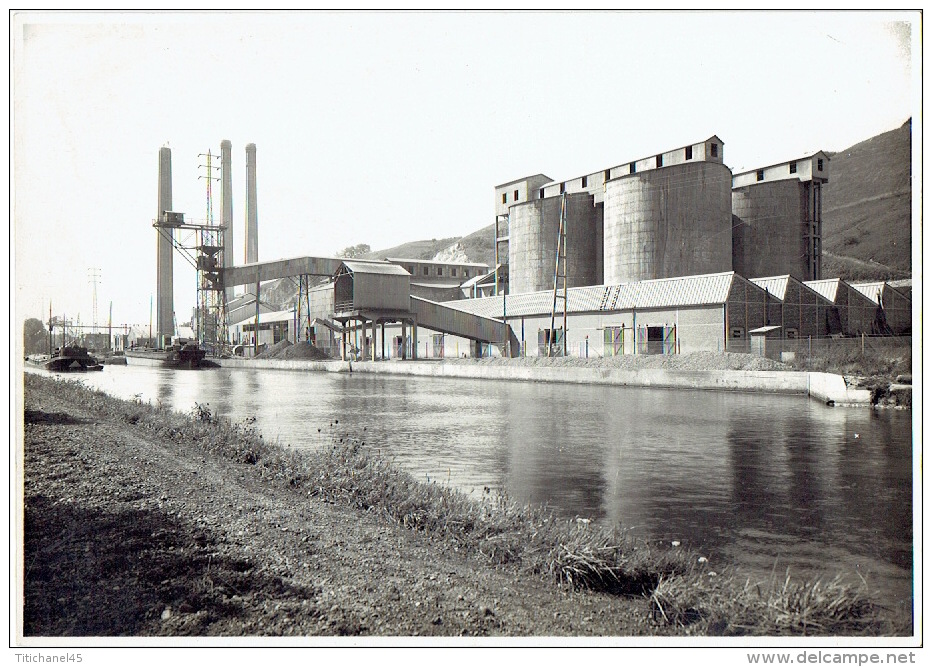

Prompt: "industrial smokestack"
[156,146,174,344]
[245,143,258,296]
[220,140,233,303]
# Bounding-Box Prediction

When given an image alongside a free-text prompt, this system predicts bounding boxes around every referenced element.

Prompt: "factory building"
[804,278,884,336]
[602,137,732,284]
[849,281,912,335]
[732,153,829,282]
[497,137,733,295]
[383,257,490,303]
[445,271,771,357]
[156,131,910,361]
[749,275,837,339]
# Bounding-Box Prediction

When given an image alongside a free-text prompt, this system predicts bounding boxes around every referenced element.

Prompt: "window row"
[502,189,521,205]
[407,265,470,278]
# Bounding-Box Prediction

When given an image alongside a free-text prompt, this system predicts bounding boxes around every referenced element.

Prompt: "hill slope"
[821,119,912,280]
[362,225,495,266]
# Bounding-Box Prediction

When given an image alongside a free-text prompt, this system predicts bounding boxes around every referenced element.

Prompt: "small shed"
[749,325,782,358]
[333,260,411,314]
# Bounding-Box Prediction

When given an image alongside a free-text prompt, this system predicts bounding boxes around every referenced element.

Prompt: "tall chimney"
[245,143,258,296]
[156,146,174,344]
[220,140,233,303]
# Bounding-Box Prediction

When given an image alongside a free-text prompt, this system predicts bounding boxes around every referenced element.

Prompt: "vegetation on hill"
[361,237,459,262]
[821,119,912,280]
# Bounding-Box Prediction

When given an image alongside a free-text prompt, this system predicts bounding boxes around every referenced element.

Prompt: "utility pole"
[88,268,101,335]
[548,193,568,357]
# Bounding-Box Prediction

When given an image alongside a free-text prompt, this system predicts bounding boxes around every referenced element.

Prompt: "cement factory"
[149,134,911,362]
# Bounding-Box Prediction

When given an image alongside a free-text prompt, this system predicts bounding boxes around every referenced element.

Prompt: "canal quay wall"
[215,358,873,406]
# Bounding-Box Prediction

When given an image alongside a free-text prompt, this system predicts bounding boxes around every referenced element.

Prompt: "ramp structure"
[411,296,518,357]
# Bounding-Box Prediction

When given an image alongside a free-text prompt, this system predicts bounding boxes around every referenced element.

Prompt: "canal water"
[39,364,915,612]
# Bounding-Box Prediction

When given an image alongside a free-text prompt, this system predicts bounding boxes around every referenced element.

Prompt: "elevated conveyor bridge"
[221,256,519,358]
[411,296,519,357]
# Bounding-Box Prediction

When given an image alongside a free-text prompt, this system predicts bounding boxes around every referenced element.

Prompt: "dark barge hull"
[124,347,208,369]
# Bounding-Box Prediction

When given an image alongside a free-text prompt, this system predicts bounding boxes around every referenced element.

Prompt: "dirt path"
[21,380,657,638]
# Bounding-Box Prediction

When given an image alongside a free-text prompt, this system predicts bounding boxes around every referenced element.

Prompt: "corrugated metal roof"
[339,260,411,276]
[849,282,886,305]
[230,309,294,326]
[445,272,737,318]
[750,276,790,300]
[804,279,841,302]
[386,257,490,268]
[888,278,912,288]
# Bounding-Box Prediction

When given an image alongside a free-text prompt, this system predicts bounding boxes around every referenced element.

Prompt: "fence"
[728,334,912,363]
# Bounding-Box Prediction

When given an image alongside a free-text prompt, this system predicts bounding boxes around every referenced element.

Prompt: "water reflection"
[41,365,913,609]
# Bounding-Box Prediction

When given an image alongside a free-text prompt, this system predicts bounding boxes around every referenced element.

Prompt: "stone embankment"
[218,352,882,406]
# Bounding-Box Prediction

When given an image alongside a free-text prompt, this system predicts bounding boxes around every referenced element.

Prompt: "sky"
[11,10,919,331]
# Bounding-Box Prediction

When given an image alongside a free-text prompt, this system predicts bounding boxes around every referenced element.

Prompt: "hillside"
[821,119,912,280]
[362,225,495,266]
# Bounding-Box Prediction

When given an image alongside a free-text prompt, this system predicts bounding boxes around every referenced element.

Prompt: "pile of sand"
[254,340,292,359]
[276,342,333,361]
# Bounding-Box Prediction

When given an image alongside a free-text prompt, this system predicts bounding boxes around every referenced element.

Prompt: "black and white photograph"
[10,8,922,662]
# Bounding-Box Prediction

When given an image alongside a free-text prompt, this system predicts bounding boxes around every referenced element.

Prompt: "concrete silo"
[508,192,601,295]
[732,153,829,281]
[603,137,733,284]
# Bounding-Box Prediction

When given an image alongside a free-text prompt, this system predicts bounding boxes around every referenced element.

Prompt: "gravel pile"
[276,342,333,361]
[254,340,292,359]
[456,351,789,372]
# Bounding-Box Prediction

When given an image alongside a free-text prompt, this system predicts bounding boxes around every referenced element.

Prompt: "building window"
[559,182,565,194]
[514,189,519,201]
[789,161,797,174]
[817,158,824,171]
[437,267,443,276]
[629,162,636,174]
[731,327,744,339]
[711,143,718,157]
[408,265,415,274]
[451,268,457,277]
[756,169,764,182]
[656,155,663,168]
[786,328,799,339]
[423,266,429,276]
[502,193,507,204]
[581,175,588,188]
[685,145,693,160]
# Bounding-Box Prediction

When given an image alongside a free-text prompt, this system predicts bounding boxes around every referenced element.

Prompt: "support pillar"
[381,322,386,361]
[412,320,418,360]
[401,322,407,360]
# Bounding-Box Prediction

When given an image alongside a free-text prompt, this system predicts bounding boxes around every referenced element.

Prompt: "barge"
[26,346,104,372]
[124,338,208,369]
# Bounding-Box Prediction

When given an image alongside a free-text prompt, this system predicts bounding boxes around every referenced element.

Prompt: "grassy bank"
[23,374,910,636]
